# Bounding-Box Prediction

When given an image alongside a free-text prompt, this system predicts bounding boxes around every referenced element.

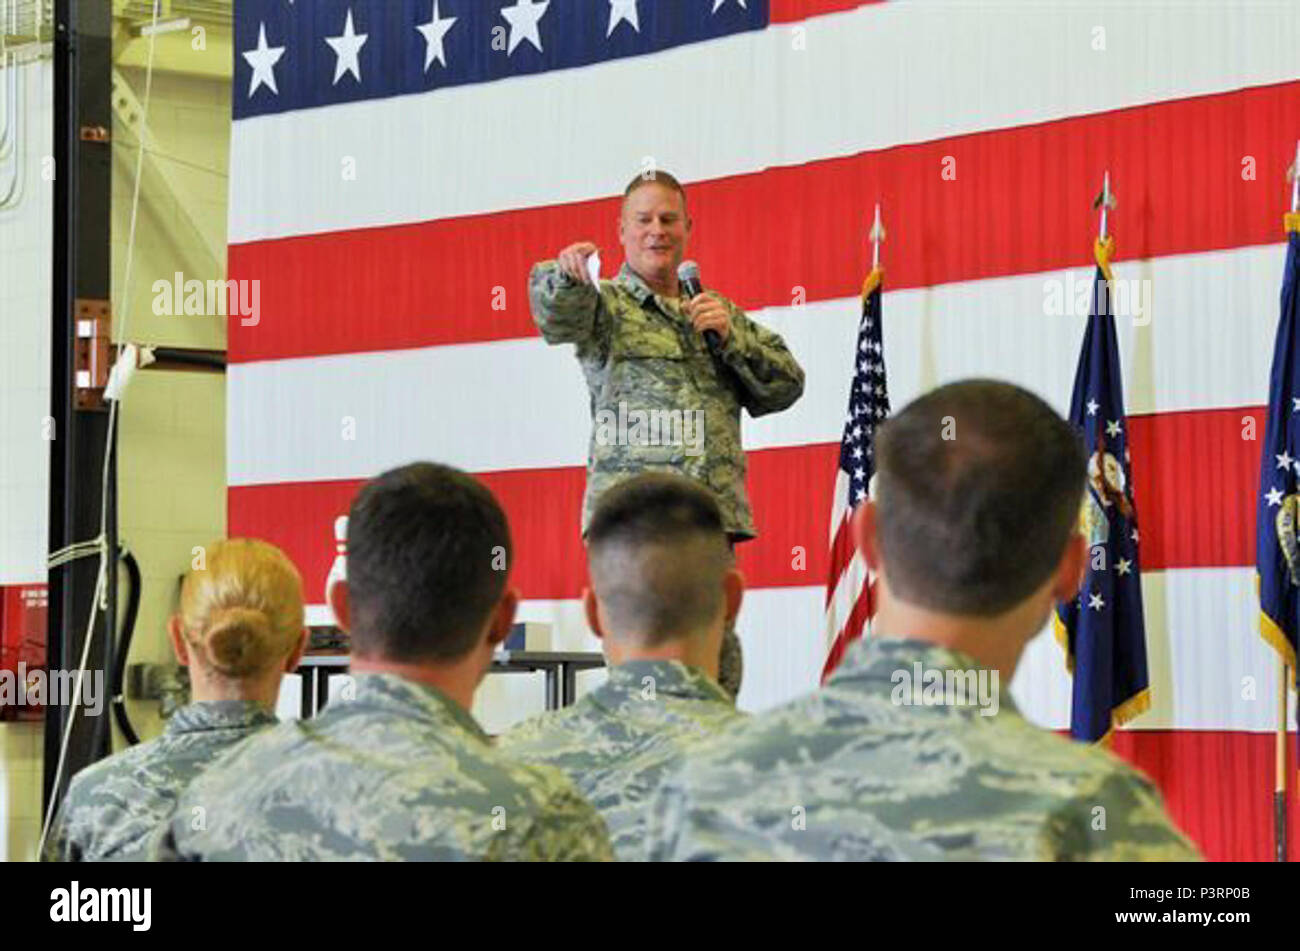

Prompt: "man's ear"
[167,615,191,667]
[582,587,605,641]
[722,568,745,628]
[284,628,309,673]
[486,587,520,648]
[327,580,351,633]
[852,500,881,573]
[1052,533,1089,604]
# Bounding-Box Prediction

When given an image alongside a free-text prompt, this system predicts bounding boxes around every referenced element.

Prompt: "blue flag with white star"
[1256,220,1300,683]
[1054,242,1151,743]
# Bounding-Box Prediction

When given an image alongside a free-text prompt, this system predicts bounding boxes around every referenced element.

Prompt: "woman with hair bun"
[44,538,307,861]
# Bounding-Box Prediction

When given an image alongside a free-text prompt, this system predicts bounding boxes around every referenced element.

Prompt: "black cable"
[110,548,142,746]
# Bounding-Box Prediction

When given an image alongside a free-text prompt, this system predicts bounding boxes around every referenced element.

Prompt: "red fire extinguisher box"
[0,585,48,721]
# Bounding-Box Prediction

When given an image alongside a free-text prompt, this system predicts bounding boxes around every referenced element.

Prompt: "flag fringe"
[1260,608,1298,685]
[1052,612,1074,674]
[1093,236,1116,283]
[861,266,883,301]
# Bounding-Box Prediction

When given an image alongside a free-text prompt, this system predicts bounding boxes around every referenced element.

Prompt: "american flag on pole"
[823,264,889,680]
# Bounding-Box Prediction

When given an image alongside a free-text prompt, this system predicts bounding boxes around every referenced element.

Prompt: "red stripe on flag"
[229,81,1300,363]
[228,406,1264,602]
[1127,405,1264,571]
[769,0,886,23]
[231,407,1258,602]
[822,580,874,681]
[824,511,855,606]
[1111,730,1300,862]
[230,443,841,603]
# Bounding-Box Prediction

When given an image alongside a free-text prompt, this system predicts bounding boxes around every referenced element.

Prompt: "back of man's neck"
[871,604,1027,682]
[604,636,718,680]
[350,656,477,712]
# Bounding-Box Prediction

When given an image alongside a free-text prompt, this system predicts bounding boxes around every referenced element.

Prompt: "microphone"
[678,260,720,353]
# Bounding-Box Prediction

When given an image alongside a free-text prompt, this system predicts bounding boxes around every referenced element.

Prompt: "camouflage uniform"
[498,659,745,860]
[645,638,1202,861]
[153,672,613,861]
[530,261,804,536]
[530,260,805,695]
[43,700,276,862]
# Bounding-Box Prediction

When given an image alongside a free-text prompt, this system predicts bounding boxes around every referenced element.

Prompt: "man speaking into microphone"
[529,171,805,698]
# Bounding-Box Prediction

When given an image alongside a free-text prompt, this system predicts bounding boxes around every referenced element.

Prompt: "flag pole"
[1278,661,1289,861]
[869,203,884,271]
[1093,171,1117,752]
[1094,171,1116,244]
[1099,172,1110,241]
[1279,142,1300,863]
[1291,140,1300,217]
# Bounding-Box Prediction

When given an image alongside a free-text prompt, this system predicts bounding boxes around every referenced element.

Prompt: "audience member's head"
[855,379,1087,670]
[169,538,307,706]
[332,463,518,687]
[584,473,742,674]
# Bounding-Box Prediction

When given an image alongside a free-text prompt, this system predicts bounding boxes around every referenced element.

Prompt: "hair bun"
[205,606,274,678]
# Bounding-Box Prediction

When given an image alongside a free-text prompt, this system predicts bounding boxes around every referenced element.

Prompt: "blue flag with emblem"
[1054,238,1151,743]
[1257,216,1300,684]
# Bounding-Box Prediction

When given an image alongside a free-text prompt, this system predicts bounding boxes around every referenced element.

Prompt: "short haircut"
[586,473,731,646]
[623,170,687,211]
[346,462,511,662]
[874,379,1086,616]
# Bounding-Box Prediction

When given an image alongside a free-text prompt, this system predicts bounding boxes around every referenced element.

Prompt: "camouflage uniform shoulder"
[169,675,612,862]
[969,716,1202,860]
[44,701,275,862]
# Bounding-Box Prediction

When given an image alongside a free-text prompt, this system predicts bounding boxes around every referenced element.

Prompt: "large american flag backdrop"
[227,0,1300,860]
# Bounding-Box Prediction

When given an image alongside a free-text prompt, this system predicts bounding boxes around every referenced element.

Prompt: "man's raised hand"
[558,241,600,285]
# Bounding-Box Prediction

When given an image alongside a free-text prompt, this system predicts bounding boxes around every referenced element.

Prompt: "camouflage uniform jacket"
[498,659,745,859]
[43,700,276,862]
[645,638,1202,861]
[529,260,805,537]
[155,672,613,861]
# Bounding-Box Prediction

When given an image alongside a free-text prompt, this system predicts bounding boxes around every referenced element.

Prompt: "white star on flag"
[1131,528,1140,543]
[416,1,457,71]
[1116,558,1133,575]
[1105,419,1122,437]
[1267,487,1284,507]
[1086,398,1099,415]
[1293,397,1300,413]
[1278,451,1294,470]
[607,0,640,36]
[712,0,747,11]
[242,22,285,98]
[1088,592,1105,611]
[325,9,368,85]
[501,0,550,55]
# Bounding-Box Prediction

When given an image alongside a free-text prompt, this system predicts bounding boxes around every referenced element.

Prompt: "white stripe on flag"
[229,244,1282,487]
